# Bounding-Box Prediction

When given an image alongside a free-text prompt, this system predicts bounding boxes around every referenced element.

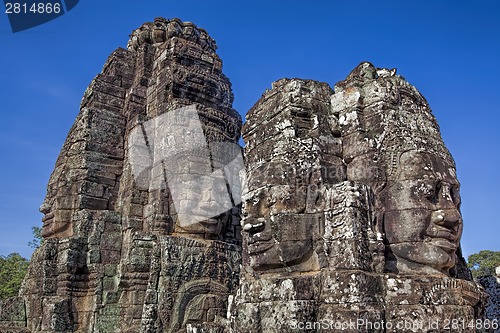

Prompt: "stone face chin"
[389,242,457,274]
[0,23,494,333]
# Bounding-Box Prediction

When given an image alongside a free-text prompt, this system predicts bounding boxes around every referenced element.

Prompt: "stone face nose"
[431,209,462,230]
[39,202,51,214]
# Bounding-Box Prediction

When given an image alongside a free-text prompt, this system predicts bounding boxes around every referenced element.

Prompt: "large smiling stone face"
[242,185,317,271]
[383,151,463,275]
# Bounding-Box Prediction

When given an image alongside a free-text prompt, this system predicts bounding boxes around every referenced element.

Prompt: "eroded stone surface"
[231,64,488,332]
[478,267,500,330]
[1,18,242,333]
[0,20,492,333]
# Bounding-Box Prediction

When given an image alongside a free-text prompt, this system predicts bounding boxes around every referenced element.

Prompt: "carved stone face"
[383,151,462,275]
[243,185,316,271]
[173,172,231,238]
[165,150,233,239]
[166,20,182,38]
[39,167,75,239]
[182,24,198,42]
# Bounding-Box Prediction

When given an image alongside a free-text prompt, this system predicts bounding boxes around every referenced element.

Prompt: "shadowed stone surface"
[478,267,500,331]
[0,20,494,333]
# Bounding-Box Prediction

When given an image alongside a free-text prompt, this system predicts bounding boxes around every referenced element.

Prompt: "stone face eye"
[423,181,438,202]
[451,185,461,208]
[435,181,442,200]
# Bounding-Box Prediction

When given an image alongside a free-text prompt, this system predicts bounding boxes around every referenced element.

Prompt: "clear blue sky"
[0,0,498,260]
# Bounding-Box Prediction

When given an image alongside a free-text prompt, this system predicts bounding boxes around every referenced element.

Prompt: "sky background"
[0,0,498,260]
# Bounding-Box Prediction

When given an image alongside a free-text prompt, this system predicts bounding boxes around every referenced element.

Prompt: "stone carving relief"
[1,18,242,333]
[0,20,492,333]
[231,63,487,332]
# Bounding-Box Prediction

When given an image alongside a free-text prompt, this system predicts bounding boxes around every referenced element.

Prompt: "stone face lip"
[0,20,495,333]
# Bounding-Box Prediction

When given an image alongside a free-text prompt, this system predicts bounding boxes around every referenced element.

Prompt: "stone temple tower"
[1,18,243,333]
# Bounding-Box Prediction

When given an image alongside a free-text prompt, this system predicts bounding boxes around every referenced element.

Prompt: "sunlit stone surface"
[231,65,489,333]
[0,20,495,333]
